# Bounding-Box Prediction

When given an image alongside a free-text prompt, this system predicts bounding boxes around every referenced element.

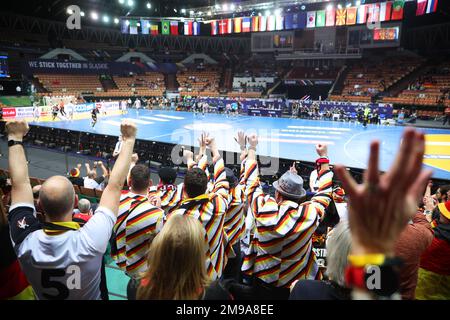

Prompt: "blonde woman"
[134,214,232,300]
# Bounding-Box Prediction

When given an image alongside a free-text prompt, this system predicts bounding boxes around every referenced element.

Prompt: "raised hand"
[235,131,247,150]
[247,134,258,148]
[120,119,137,141]
[289,162,298,175]
[6,120,29,141]
[334,128,432,255]
[316,144,328,157]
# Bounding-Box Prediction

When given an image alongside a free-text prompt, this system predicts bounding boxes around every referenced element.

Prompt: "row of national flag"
[121,20,201,36]
[120,0,439,36]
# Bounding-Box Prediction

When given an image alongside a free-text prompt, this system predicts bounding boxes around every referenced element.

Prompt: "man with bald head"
[6,118,137,300]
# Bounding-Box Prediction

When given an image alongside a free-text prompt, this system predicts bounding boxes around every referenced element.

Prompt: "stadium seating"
[36,74,104,97]
[177,65,221,97]
[95,72,166,97]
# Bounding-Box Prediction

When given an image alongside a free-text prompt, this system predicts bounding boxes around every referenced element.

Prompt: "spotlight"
[114,18,120,24]
[301,5,306,10]
[67,8,73,15]
[189,10,194,15]
[126,20,130,26]
[102,15,109,23]
[215,4,220,10]
[274,8,282,16]
[127,0,134,7]
[146,2,151,9]
[326,4,334,11]
[181,8,186,14]
[207,11,212,16]
[174,8,178,13]
[258,12,262,16]
[230,4,235,11]
[223,4,228,11]
[137,22,140,27]
[119,0,125,4]
[265,10,271,16]
[80,11,85,17]
[91,11,99,20]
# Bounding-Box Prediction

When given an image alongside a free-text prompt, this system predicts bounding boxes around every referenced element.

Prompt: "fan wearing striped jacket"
[241,134,333,300]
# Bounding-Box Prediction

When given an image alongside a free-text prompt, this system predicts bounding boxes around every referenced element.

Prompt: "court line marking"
[153,114,185,120]
[103,120,122,126]
[281,129,345,135]
[426,142,450,146]
[124,118,154,125]
[288,125,352,132]
[273,133,342,140]
[259,137,336,145]
[140,116,170,122]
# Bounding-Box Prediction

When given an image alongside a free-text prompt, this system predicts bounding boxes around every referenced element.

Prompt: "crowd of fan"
[1,119,449,301]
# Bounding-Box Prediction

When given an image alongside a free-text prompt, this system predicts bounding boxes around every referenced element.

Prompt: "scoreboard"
[0,55,10,78]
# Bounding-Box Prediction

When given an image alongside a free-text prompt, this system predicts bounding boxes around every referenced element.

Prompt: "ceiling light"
[265,10,271,16]
[114,18,120,24]
[119,0,125,4]
[102,15,109,23]
[146,2,151,9]
[223,4,228,11]
[80,11,85,17]
[91,11,99,20]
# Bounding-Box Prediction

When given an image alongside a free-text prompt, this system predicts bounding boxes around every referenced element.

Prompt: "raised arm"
[310,144,333,219]
[243,134,265,211]
[206,135,229,198]
[98,161,109,177]
[99,120,137,215]
[6,120,33,206]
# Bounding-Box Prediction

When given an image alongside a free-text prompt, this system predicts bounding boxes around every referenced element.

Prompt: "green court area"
[0,96,31,106]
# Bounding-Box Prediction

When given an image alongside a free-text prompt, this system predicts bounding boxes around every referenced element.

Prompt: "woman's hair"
[0,190,7,227]
[137,214,209,300]
[325,221,352,287]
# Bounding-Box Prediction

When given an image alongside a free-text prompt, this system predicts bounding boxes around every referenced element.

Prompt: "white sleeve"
[78,206,117,254]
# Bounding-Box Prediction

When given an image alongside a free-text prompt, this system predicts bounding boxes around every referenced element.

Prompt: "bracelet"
[348,253,386,267]
[248,146,257,151]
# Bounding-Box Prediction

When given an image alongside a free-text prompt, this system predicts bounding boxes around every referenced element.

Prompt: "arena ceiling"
[2,0,213,21]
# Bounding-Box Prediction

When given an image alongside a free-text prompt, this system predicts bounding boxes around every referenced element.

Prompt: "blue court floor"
[31,109,450,180]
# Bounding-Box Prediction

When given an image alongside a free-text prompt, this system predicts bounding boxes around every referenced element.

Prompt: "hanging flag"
[297,12,307,29]
[275,15,284,30]
[306,11,316,28]
[391,0,405,20]
[242,17,251,32]
[267,15,276,31]
[211,21,218,35]
[416,0,428,15]
[259,16,267,32]
[380,2,393,21]
[357,5,368,24]
[368,3,380,23]
[426,0,438,13]
[227,18,233,34]
[193,21,200,35]
[161,20,170,35]
[284,14,293,29]
[141,19,149,34]
[326,9,336,26]
[219,19,227,34]
[184,21,193,35]
[316,10,326,27]
[170,21,179,35]
[336,9,346,26]
[129,20,138,35]
[121,20,129,34]
[252,16,259,31]
[150,23,159,35]
[234,17,242,33]
[346,7,357,25]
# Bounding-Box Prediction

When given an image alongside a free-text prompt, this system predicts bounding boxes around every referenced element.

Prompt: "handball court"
[29,109,450,181]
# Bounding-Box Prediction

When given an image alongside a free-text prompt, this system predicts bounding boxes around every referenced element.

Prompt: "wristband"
[348,253,385,267]
[8,140,24,147]
[248,146,257,151]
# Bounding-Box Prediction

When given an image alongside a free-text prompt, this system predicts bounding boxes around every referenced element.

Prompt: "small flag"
[297,12,307,29]
[193,21,200,35]
[121,20,129,34]
[211,21,218,35]
[141,19,149,34]
[259,16,267,32]
[267,15,276,31]
[162,20,170,35]
[275,15,284,30]
[150,23,159,35]
[129,20,138,35]
[416,0,428,15]
[368,3,380,23]
[391,0,405,20]
[170,21,179,35]
[380,2,393,21]
[316,10,326,27]
[306,11,316,28]
[252,16,259,32]
[426,0,438,13]
[336,9,346,26]
[346,7,357,25]
[219,19,227,34]
[234,17,242,33]
[284,14,293,30]
[242,17,251,32]
[184,21,193,35]
[326,9,336,26]
[357,5,368,24]
[227,18,233,34]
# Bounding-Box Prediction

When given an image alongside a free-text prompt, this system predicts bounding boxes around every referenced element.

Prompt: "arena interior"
[0,0,450,306]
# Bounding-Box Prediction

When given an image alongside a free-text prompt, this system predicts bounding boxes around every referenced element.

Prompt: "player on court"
[66,100,75,121]
[52,104,59,121]
[59,101,67,118]
[120,100,127,115]
[33,103,40,122]
[91,106,100,128]
[134,98,141,116]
